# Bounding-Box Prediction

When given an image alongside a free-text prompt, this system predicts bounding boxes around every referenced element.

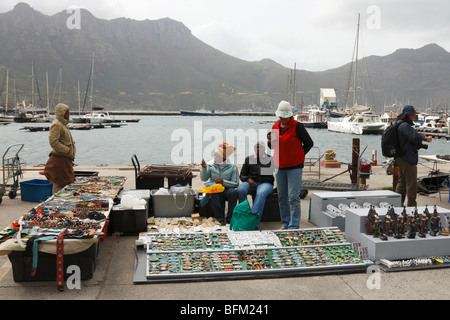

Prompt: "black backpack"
[381,120,403,158]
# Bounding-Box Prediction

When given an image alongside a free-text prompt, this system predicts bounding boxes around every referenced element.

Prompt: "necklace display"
[0,176,127,243]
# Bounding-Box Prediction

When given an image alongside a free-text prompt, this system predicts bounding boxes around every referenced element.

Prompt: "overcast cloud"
[1,0,449,71]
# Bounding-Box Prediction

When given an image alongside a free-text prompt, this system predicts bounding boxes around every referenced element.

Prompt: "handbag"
[230,200,259,231]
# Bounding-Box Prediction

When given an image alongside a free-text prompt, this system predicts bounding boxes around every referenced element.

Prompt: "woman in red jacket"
[268,101,314,229]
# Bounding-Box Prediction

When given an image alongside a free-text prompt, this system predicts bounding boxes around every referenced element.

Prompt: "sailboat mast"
[5,69,8,113]
[90,52,95,110]
[78,81,81,115]
[292,63,296,110]
[353,13,360,106]
[46,71,49,114]
[31,62,34,109]
[59,69,62,103]
[13,79,17,108]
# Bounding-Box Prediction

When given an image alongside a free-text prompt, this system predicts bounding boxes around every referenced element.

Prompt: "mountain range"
[0,2,449,113]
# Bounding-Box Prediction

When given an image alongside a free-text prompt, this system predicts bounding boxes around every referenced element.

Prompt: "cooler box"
[252,191,281,222]
[20,179,53,203]
[118,189,151,215]
[151,188,195,218]
[109,204,148,235]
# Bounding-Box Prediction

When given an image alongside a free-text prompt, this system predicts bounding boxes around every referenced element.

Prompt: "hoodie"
[49,103,76,160]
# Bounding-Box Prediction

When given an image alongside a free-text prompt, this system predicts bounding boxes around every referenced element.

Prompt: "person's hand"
[424,136,432,143]
[215,178,224,185]
[201,159,207,168]
[247,178,257,188]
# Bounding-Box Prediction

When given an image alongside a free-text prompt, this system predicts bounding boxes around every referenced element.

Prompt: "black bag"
[381,120,403,158]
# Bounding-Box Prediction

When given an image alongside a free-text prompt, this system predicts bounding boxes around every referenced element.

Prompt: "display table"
[309,190,402,231]
[345,205,450,261]
[0,176,126,285]
[134,227,373,284]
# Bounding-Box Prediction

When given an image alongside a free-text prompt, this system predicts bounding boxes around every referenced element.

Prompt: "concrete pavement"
[0,161,448,301]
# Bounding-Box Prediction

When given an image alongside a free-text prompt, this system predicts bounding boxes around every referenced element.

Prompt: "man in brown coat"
[44,103,76,193]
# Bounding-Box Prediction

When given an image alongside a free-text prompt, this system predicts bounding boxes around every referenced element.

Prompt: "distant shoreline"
[67,110,275,116]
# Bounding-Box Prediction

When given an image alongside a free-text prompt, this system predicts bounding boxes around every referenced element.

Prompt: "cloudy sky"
[1,0,449,71]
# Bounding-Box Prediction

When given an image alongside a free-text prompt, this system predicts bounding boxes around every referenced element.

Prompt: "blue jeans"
[200,188,238,223]
[237,182,274,224]
[275,168,303,229]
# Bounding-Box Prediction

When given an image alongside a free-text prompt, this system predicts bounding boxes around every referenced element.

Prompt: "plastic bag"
[154,188,169,195]
[170,184,190,195]
[201,181,225,194]
[230,200,259,231]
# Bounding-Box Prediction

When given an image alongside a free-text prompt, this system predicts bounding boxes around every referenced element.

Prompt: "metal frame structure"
[0,144,24,204]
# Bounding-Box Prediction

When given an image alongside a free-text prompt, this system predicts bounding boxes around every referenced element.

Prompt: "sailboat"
[0,70,15,123]
[327,14,386,135]
[14,62,49,123]
[72,53,114,124]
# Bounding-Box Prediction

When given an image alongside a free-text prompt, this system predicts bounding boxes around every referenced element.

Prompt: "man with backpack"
[395,105,432,207]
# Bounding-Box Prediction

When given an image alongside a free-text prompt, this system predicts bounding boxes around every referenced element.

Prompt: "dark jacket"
[397,116,425,165]
[239,154,275,184]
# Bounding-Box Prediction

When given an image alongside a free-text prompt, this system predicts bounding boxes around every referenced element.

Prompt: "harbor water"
[0,115,448,167]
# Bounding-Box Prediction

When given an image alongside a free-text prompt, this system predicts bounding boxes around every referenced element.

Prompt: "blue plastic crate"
[20,179,53,203]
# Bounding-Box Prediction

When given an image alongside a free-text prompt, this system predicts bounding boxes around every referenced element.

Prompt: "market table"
[0,176,126,289]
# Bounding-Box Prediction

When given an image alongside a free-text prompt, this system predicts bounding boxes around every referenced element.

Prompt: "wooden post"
[360,176,367,186]
[392,160,398,191]
[351,138,360,184]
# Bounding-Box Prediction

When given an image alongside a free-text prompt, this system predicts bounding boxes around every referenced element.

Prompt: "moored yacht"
[294,107,327,128]
[327,112,387,135]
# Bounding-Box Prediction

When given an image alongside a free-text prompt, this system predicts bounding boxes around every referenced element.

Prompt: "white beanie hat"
[275,101,293,118]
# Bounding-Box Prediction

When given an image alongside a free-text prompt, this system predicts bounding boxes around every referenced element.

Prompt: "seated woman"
[200,143,239,225]
[236,142,274,227]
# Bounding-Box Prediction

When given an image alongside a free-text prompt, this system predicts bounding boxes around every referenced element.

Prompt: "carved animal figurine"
[441,215,450,236]
[383,212,394,237]
[419,214,427,238]
[365,206,376,235]
[394,215,406,239]
[407,214,418,239]
[430,206,441,237]
[373,214,387,241]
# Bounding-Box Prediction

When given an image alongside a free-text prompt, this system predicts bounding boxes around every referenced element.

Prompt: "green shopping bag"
[230,200,260,231]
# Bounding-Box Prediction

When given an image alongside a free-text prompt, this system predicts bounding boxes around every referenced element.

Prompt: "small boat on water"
[70,124,92,130]
[419,121,448,134]
[381,111,399,125]
[180,109,229,116]
[327,112,387,135]
[72,111,116,124]
[294,107,327,128]
[328,109,347,118]
[0,115,14,123]
[417,115,448,133]
[20,126,49,132]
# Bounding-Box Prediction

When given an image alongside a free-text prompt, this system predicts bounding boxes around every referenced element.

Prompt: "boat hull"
[327,115,386,135]
[180,110,228,116]
[301,122,327,129]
